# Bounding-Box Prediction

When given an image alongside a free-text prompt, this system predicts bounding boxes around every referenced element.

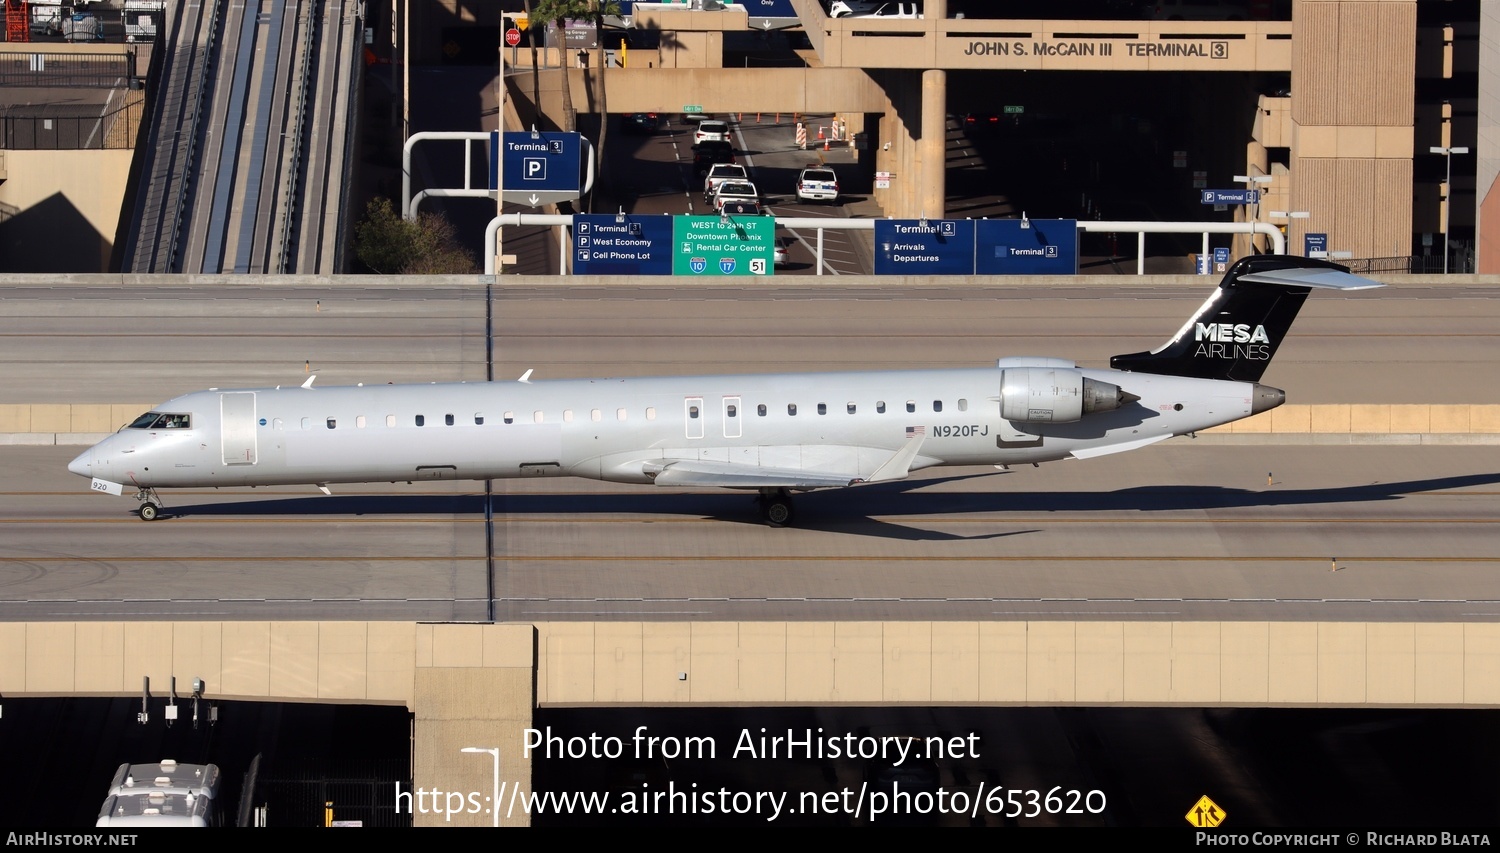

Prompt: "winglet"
[301,375,316,389]
[518,369,533,384]
[867,432,927,483]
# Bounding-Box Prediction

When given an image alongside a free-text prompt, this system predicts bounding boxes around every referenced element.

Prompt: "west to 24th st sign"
[673,216,774,276]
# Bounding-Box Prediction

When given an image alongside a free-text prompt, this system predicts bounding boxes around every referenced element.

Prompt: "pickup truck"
[703,164,749,203]
[710,181,759,212]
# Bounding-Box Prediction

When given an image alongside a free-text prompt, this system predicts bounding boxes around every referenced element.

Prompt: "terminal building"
[398,0,1483,271]
[0,0,1485,274]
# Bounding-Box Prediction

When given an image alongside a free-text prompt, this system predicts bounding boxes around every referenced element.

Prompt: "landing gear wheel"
[757,488,795,527]
[138,502,160,521]
[764,499,793,527]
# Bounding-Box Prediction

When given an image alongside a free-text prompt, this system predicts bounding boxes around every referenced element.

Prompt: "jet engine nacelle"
[999,367,1131,423]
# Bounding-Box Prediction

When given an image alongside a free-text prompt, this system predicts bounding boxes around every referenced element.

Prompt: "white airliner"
[69,257,1381,526]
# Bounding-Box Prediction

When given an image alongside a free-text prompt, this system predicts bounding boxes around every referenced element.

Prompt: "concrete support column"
[919,69,946,219]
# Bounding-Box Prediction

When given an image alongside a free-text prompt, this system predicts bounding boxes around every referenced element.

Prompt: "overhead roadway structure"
[489,0,1430,268]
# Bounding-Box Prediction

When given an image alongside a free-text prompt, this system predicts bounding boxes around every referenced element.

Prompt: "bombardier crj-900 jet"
[69,257,1381,526]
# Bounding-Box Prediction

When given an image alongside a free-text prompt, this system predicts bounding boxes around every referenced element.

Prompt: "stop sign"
[505,28,521,46]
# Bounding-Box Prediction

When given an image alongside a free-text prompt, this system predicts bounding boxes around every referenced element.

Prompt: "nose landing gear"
[133,488,165,521]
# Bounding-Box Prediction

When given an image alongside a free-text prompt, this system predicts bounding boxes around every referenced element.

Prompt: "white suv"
[795,167,840,203]
[694,120,730,147]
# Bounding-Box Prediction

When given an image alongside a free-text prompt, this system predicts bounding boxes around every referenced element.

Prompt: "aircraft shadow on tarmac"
[158,471,1500,541]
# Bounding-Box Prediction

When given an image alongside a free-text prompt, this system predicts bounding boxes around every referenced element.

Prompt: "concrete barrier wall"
[532,620,1500,708]
[5,620,1498,709]
[9,404,1500,445]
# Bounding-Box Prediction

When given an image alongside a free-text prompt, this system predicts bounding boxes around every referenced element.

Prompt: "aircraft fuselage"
[70,366,1267,491]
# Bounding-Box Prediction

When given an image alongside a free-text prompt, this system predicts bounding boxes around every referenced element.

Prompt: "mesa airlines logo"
[1195,323,1269,344]
[1194,323,1271,361]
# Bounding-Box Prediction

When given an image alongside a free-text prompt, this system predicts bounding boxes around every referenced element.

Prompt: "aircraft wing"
[647,433,928,491]
[649,460,860,490]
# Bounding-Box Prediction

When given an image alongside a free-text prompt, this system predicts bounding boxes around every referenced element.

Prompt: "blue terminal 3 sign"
[1200,189,1260,205]
[572,214,672,275]
[490,130,583,206]
[873,219,976,275]
[975,219,1077,275]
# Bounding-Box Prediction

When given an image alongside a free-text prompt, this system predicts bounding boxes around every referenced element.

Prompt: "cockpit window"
[127,412,190,430]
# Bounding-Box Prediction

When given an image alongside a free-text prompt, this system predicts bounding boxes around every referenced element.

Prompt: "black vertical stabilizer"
[1109,256,1369,382]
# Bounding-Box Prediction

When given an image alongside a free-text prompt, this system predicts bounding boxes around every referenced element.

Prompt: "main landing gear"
[756,488,795,527]
[133,488,165,521]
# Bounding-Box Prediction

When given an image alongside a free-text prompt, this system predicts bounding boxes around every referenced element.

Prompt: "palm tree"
[530,0,619,212]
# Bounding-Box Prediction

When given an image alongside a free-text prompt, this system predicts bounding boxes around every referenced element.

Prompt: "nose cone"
[67,448,92,478]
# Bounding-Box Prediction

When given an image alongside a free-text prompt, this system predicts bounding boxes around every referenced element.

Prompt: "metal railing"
[0,104,142,149]
[0,52,134,87]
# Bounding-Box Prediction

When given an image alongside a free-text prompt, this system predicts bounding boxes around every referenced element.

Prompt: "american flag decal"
[906,426,925,436]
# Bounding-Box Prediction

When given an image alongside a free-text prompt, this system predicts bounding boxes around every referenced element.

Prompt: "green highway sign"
[672,215,774,276]
[1004,105,1024,114]
[683,104,704,112]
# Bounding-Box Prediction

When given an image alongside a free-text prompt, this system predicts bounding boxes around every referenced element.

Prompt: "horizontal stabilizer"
[1238,267,1385,290]
[651,460,858,490]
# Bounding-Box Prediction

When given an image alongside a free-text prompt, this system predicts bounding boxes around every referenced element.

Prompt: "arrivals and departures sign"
[572,214,672,275]
[490,130,583,207]
[674,215,774,276]
[874,219,975,275]
[975,219,1077,275]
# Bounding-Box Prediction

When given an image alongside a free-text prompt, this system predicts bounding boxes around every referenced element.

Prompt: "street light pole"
[462,747,501,827]
[1234,173,1273,255]
[1268,210,1309,255]
[1430,145,1469,274]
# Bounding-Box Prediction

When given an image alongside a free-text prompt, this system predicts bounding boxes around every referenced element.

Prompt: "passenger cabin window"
[726,404,737,418]
[327,418,337,429]
[564,410,574,422]
[616,408,628,421]
[906,401,916,413]
[933,400,943,413]
[877,401,886,413]
[534,411,544,423]
[416,415,426,426]
[386,415,396,427]
[504,412,514,424]
[958,399,968,412]
[689,406,700,419]
[847,403,856,414]
[356,416,367,429]
[300,417,311,430]
[757,404,767,417]
[788,404,797,416]
[445,414,455,426]
[475,414,485,425]
[646,407,657,421]
[817,403,827,415]
[591,409,602,422]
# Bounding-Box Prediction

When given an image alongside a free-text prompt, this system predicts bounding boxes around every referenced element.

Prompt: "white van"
[828,2,922,19]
